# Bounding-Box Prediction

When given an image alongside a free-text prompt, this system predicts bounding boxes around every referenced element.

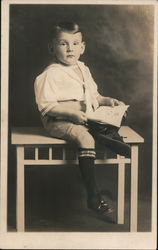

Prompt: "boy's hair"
[50,21,83,41]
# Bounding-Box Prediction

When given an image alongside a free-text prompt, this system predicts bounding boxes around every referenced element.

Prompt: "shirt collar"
[45,61,86,83]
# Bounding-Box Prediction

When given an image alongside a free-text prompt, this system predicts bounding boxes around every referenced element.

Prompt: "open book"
[88,105,129,127]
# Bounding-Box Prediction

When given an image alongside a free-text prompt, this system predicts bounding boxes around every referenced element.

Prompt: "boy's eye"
[58,42,67,46]
[57,40,81,46]
[57,41,67,46]
[74,41,80,45]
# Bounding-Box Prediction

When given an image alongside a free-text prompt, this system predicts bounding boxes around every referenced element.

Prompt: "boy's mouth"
[67,55,75,58]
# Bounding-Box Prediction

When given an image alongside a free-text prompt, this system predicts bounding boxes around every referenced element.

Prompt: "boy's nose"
[67,44,73,52]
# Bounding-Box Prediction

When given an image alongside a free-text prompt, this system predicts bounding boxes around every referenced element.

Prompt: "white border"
[151,1,157,236]
[0,0,157,249]
[1,0,9,234]
[1,0,157,4]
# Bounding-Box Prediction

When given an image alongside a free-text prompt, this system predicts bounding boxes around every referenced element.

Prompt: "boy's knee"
[69,125,95,148]
[79,132,95,148]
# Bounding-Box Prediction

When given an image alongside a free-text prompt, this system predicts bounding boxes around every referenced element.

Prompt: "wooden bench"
[11,126,144,232]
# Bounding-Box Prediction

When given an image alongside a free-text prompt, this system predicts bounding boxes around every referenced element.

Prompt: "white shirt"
[34,60,99,116]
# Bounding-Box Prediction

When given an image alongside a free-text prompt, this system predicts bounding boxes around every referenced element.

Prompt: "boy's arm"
[97,94,125,107]
[47,104,87,125]
[97,94,127,118]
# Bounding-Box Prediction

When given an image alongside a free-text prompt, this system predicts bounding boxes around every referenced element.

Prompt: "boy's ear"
[48,42,54,54]
[80,41,86,55]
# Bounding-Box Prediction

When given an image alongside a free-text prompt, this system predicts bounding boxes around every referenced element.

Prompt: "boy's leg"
[88,121,131,158]
[42,117,113,215]
[66,125,113,215]
[78,149,113,215]
[78,149,99,203]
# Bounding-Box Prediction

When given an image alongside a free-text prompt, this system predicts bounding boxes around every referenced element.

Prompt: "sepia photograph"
[0,0,157,249]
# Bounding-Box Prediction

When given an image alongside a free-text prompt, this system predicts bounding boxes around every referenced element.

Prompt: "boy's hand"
[97,95,125,107]
[70,111,87,125]
[108,98,128,118]
[110,98,125,107]
[48,105,88,125]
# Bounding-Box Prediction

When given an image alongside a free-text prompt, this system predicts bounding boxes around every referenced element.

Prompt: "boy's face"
[53,31,85,66]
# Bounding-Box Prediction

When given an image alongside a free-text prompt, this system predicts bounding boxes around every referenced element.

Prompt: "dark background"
[8,4,154,231]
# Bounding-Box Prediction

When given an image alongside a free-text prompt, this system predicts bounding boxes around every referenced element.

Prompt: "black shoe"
[97,130,131,158]
[88,199,114,215]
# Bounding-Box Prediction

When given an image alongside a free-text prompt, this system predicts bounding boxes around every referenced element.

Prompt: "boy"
[34,22,131,217]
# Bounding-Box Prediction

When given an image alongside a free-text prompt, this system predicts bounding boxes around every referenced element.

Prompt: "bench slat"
[11,126,144,145]
[35,147,38,160]
[22,158,131,165]
[49,147,52,160]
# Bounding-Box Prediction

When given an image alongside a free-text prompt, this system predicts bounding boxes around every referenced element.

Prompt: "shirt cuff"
[40,102,59,116]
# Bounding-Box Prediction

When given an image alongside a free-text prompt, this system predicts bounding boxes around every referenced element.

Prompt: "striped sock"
[78,148,96,158]
[78,148,100,202]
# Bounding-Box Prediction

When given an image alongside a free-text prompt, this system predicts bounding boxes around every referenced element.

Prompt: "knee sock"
[78,148,100,204]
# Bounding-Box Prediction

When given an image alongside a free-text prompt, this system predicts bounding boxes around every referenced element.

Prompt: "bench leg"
[16,146,25,232]
[117,156,125,224]
[130,145,138,232]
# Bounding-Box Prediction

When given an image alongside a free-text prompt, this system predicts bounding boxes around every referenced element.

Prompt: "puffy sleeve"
[34,70,59,116]
[85,66,100,98]
[84,65,100,110]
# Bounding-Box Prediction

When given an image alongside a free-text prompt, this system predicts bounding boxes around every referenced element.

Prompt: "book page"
[88,105,129,127]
